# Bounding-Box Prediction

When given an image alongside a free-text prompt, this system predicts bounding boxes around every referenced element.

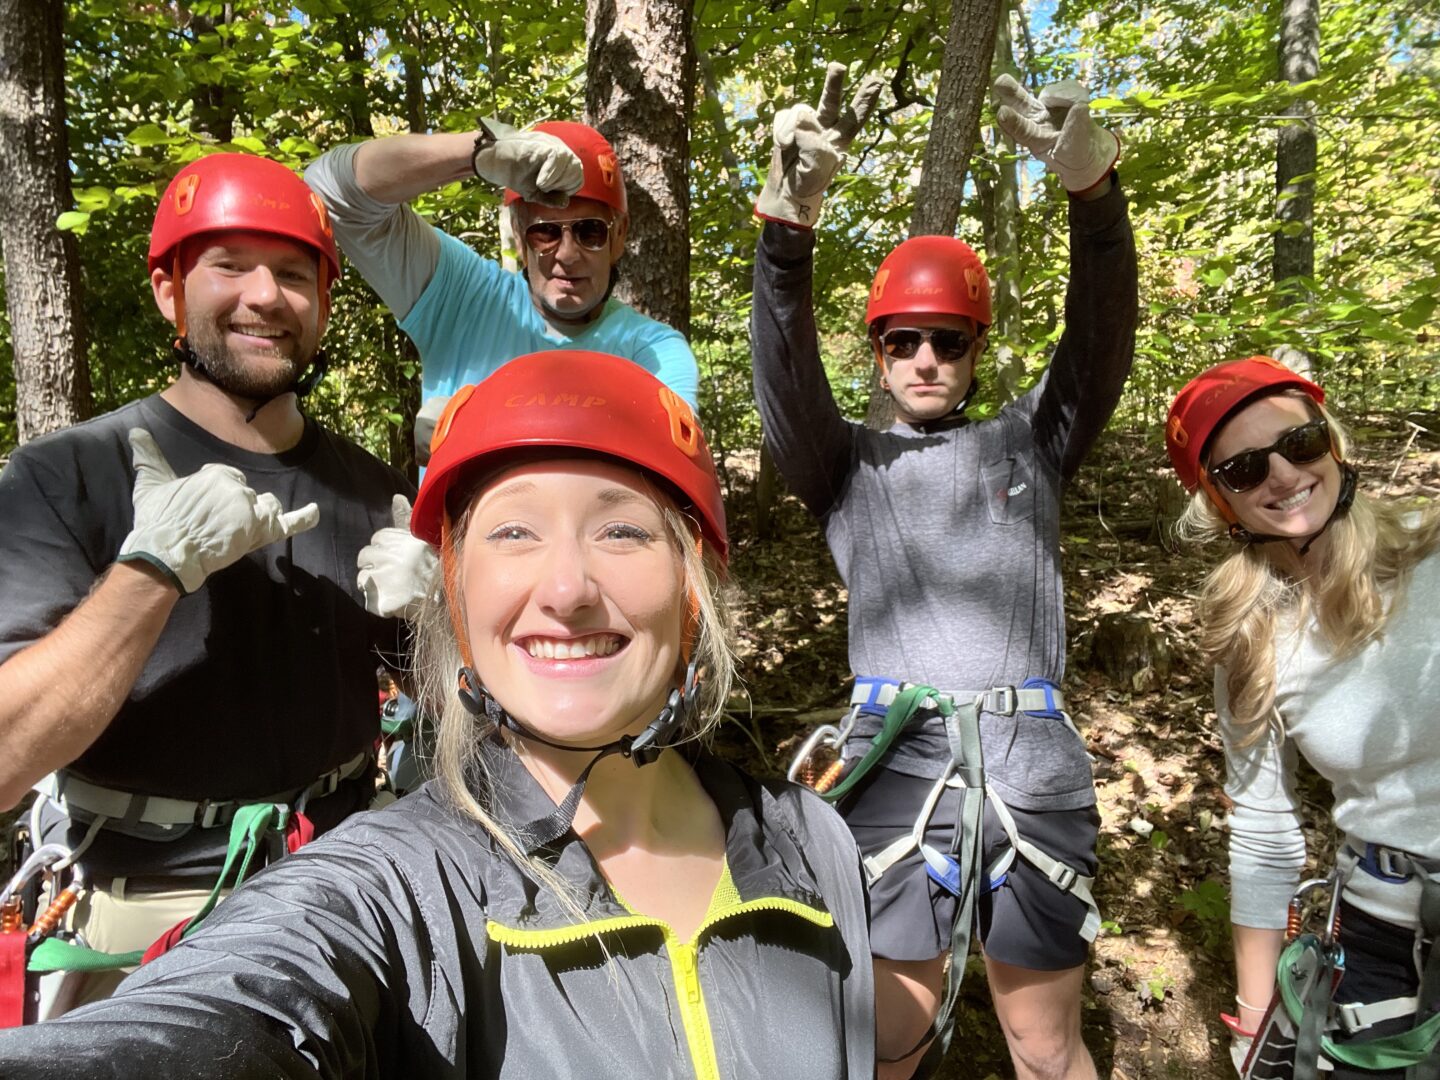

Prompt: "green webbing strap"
[175,802,279,939]
[26,802,282,974]
[27,938,142,974]
[1288,934,1336,1080]
[925,696,986,1061]
[822,685,949,804]
[1278,935,1440,1074]
[1408,874,1440,1080]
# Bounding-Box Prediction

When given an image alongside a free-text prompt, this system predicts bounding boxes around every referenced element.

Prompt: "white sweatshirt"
[1220,549,1440,931]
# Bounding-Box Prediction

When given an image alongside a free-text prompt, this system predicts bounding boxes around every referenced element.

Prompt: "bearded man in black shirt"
[0,153,424,1016]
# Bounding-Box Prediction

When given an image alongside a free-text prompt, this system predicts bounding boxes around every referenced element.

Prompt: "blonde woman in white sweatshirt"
[1165,356,1440,1078]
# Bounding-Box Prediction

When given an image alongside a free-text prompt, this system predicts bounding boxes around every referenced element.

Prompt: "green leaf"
[56,210,91,233]
[1397,297,1436,330]
[73,186,113,212]
[125,123,174,147]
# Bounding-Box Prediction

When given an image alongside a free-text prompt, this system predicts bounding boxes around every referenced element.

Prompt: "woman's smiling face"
[1207,393,1341,546]
[460,457,686,745]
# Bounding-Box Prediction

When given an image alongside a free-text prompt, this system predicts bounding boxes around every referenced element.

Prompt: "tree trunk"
[980,0,1025,402]
[754,437,779,541]
[0,0,91,442]
[909,0,1005,238]
[584,0,696,335]
[1274,0,1318,309]
[338,14,375,139]
[189,6,239,142]
[865,0,1004,428]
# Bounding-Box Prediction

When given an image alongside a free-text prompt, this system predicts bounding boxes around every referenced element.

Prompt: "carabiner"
[786,708,859,793]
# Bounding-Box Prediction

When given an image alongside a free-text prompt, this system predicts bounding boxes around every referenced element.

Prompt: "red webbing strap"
[0,930,27,1027]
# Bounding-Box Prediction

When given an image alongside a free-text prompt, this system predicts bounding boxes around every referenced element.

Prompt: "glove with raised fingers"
[414,395,449,467]
[357,494,441,620]
[756,62,886,228]
[993,75,1119,193]
[471,119,584,209]
[118,428,320,595]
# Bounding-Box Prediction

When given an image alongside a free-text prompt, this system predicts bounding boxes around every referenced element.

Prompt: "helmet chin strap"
[1224,462,1359,557]
[172,337,329,423]
[455,661,701,850]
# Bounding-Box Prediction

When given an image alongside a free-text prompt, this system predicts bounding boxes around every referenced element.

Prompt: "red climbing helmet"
[412,352,726,561]
[148,153,341,282]
[1165,356,1325,493]
[501,122,628,215]
[864,235,992,330]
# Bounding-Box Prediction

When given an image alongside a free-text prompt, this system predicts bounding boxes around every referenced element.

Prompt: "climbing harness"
[788,676,1100,1060]
[0,753,376,1026]
[1235,854,1440,1080]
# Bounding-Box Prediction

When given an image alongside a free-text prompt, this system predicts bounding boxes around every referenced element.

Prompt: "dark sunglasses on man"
[878,326,977,364]
[1208,418,1332,493]
[523,217,612,255]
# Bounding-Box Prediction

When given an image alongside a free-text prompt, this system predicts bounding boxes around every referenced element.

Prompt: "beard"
[184,318,311,401]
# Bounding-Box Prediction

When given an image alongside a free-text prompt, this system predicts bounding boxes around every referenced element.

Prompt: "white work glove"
[993,75,1120,193]
[357,495,441,620]
[414,395,449,467]
[756,62,885,228]
[471,119,583,209]
[118,429,319,595]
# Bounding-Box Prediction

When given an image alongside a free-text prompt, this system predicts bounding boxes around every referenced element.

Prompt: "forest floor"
[711,410,1440,1080]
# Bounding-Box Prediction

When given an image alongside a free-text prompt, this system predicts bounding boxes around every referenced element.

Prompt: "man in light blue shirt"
[308,121,698,455]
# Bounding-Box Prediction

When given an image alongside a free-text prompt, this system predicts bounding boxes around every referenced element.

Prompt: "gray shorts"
[842,766,1099,970]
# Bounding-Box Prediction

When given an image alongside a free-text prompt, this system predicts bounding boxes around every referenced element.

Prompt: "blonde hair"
[1178,401,1440,743]
[411,475,736,894]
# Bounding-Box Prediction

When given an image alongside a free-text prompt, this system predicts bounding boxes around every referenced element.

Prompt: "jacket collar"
[470,738,831,932]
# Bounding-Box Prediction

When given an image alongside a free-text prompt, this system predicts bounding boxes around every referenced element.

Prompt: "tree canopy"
[0,0,1436,466]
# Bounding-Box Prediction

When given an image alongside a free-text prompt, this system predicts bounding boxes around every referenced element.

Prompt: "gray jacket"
[0,745,874,1078]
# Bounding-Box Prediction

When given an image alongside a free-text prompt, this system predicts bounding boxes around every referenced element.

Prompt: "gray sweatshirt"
[1222,549,1440,931]
[751,184,1137,811]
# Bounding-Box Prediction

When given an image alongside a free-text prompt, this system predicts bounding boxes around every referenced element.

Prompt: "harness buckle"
[1049,864,1078,892]
[988,686,1018,716]
[1377,846,1410,882]
[1335,1001,1370,1034]
[195,799,224,829]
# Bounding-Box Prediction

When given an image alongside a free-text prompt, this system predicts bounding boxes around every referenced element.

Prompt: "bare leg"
[874,954,947,1079]
[985,956,1097,1080]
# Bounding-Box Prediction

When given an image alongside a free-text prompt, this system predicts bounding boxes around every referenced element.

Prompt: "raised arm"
[304,140,447,321]
[750,63,884,518]
[994,77,1137,480]
[307,125,585,322]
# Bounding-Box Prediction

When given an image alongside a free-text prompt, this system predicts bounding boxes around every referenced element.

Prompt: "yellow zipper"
[487,896,834,1080]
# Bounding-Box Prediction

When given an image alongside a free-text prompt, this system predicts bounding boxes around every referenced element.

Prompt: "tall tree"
[865,0,1004,427]
[0,0,91,441]
[1274,0,1319,289]
[909,0,1006,237]
[977,0,1025,402]
[584,0,696,334]
[1273,0,1319,371]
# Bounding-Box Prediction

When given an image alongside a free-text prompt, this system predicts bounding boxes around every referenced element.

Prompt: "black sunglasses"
[878,326,976,364]
[1208,418,1331,493]
[523,217,612,254]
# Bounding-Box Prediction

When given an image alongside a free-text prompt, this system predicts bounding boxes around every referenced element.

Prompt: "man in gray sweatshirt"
[751,68,1137,1078]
